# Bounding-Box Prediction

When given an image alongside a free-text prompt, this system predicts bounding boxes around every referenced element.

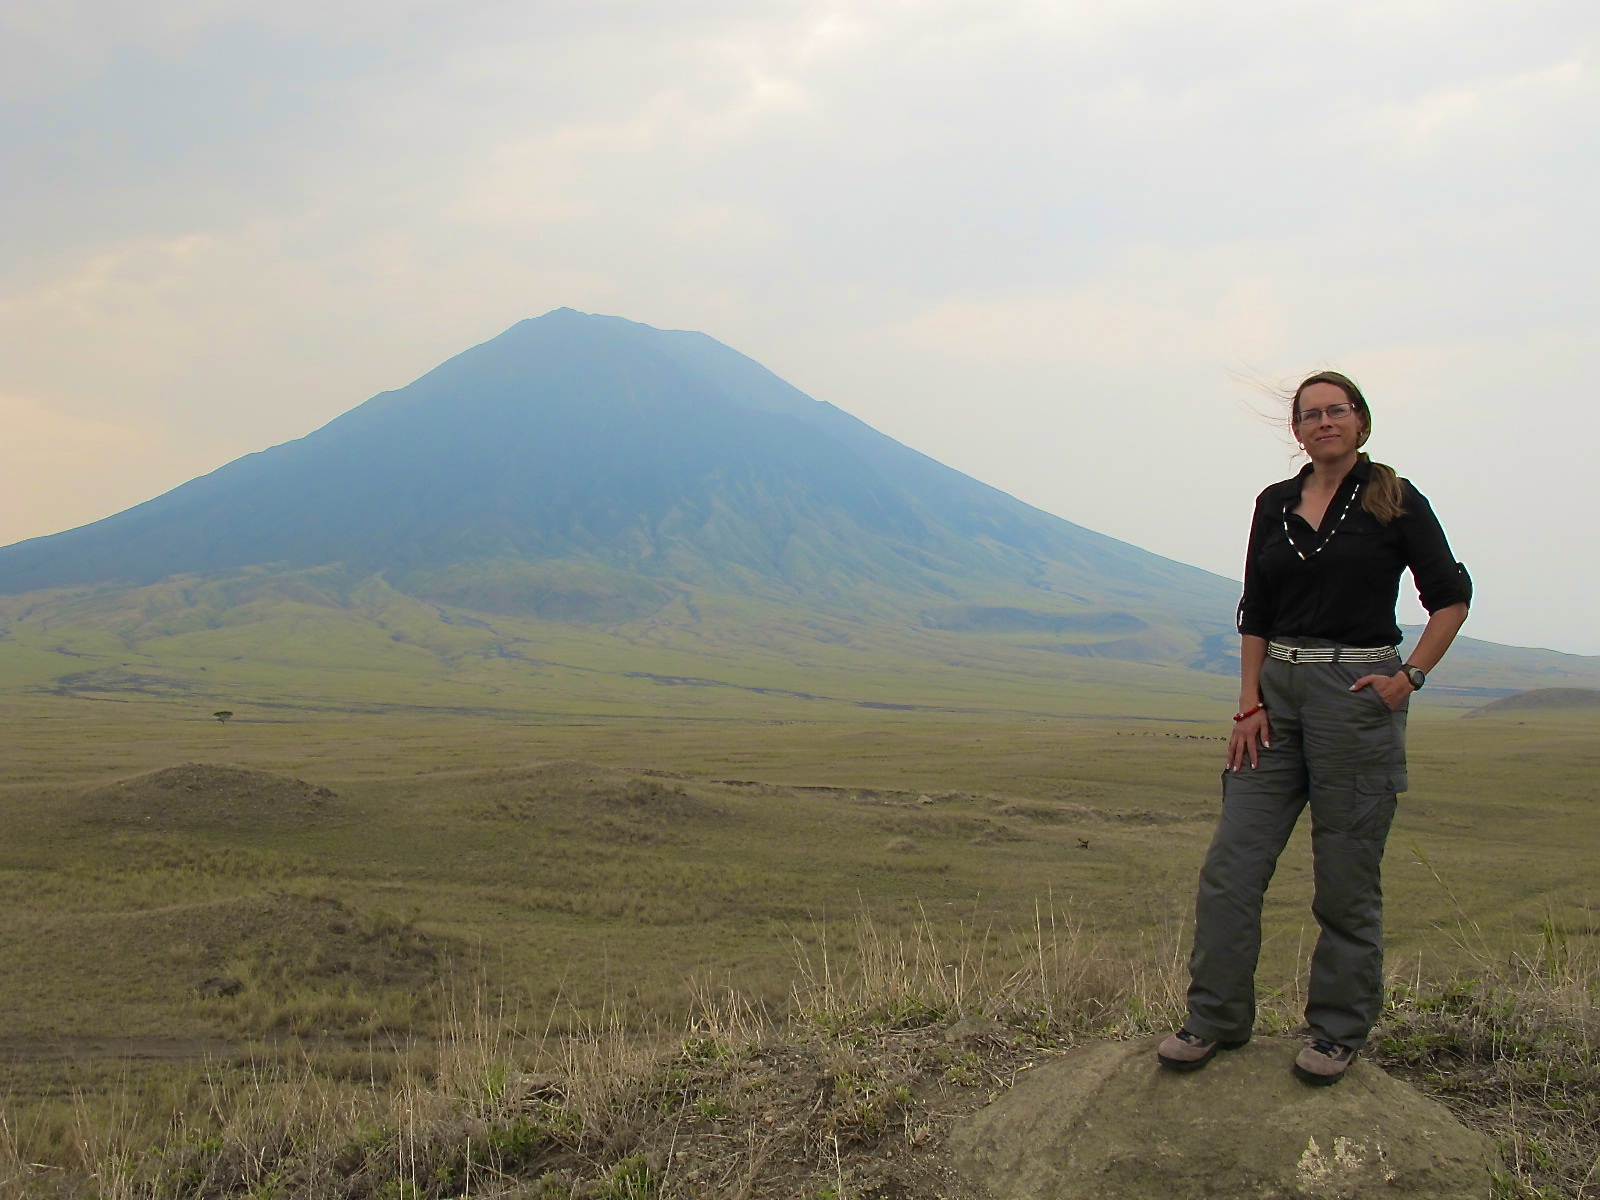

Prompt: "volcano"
[0,309,1239,674]
[0,310,1237,635]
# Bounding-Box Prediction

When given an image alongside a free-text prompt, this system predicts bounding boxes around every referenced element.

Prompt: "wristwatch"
[1400,664,1427,690]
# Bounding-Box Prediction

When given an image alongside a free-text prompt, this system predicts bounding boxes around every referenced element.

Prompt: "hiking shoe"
[1293,1038,1357,1085]
[1156,1028,1248,1072]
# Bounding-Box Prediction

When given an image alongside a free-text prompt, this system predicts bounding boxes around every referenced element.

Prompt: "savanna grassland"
[1,691,1597,1198]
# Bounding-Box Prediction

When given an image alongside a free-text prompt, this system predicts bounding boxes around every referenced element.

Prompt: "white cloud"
[1357,53,1594,159]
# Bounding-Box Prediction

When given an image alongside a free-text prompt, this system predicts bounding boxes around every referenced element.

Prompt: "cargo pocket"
[1350,774,1402,841]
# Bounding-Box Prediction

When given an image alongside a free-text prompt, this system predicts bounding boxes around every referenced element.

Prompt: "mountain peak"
[0,315,1235,664]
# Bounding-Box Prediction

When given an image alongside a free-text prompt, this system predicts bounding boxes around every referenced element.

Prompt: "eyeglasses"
[1296,402,1359,425]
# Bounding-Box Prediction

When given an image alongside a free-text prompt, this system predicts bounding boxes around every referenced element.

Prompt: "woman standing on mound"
[1158,371,1471,1086]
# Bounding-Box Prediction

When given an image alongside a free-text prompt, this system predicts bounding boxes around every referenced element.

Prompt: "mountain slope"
[0,310,1233,637]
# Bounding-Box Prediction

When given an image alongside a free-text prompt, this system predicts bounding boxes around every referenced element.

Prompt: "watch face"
[1405,666,1426,688]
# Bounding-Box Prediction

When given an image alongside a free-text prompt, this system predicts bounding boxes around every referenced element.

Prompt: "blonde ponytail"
[1360,454,1406,525]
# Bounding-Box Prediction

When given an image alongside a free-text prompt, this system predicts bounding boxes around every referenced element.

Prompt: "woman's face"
[1294,381,1368,462]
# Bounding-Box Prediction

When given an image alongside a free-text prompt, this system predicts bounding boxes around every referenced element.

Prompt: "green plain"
[2,692,1594,1076]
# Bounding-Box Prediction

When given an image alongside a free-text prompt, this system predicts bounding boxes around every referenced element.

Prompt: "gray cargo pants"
[1184,639,1408,1051]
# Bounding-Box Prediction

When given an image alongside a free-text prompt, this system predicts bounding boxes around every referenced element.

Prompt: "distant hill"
[2,309,1597,714]
[1466,688,1600,718]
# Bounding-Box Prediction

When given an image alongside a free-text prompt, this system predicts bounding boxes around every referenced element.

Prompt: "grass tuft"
[1373,935,1600,1200]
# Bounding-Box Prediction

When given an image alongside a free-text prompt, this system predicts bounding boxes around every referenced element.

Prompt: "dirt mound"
[475,760,728,827]
[78,891,444,1002]
[174,891,445,1003]
[949,1036,1496,1199]
[1466,687,1600,718]
[76,763,340,830]
[5,891,449,1041]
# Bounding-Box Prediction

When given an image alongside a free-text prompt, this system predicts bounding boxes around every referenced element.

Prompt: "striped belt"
[1267,641,1397,664]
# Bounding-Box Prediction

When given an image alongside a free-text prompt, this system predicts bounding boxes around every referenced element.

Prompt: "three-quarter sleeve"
[1400,482,1472,613]
[1236,490,1278,637]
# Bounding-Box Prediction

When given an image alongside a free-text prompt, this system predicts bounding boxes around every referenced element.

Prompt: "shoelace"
[1307,1038,1348,1058]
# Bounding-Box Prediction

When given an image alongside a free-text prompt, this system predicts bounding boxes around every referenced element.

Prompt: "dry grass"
[1371,928,1600,1199]
[0,909,1164,1198]
[9,905,1593,1199]
[786,902,1192,1043]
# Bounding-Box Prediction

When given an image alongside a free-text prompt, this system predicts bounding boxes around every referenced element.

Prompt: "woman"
[1157,371,1471,1085]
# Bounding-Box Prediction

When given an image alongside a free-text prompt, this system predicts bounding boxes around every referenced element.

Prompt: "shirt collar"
[1309,454,1372,483]
[1272,454,1372,506]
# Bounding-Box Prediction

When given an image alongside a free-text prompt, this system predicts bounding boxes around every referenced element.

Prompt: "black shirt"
[1236,456,1471,648]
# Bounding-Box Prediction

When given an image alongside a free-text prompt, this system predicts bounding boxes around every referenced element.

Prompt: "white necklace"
[1283,482,1361,562]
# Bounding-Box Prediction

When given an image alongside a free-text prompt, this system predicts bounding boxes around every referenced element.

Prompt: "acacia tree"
[213,711,234,724]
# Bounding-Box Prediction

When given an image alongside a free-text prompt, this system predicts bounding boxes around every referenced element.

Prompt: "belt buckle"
[1288,646,1300,663]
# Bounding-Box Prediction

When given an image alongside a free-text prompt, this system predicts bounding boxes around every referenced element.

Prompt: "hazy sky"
[3,1,1597,654]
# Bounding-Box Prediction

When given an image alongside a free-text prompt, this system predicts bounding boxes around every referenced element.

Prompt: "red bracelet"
[1233,703,1265,722]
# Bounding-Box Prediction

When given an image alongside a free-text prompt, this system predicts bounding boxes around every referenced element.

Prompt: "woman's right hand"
[1227,709,1271,772]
